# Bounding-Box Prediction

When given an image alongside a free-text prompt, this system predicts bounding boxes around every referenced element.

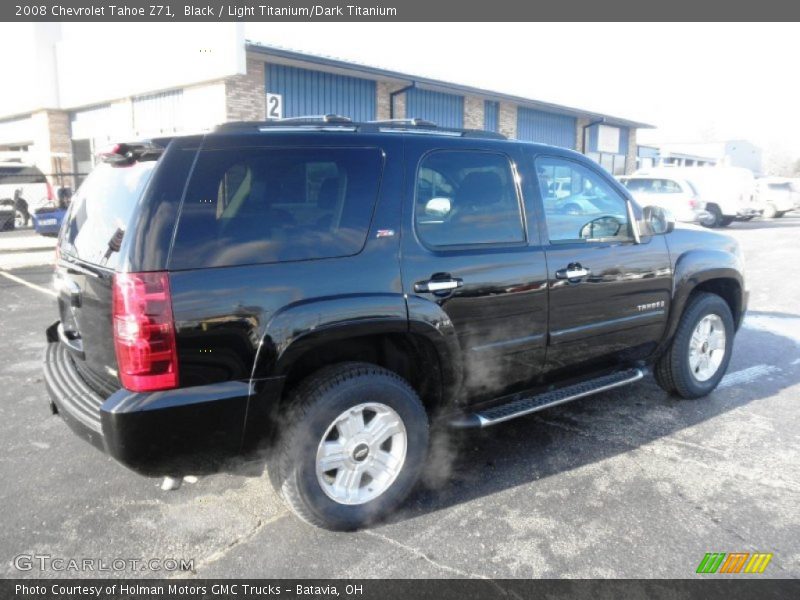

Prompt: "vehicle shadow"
[170,325,797,527]
[726,214,800,230]
[384,325,798,524]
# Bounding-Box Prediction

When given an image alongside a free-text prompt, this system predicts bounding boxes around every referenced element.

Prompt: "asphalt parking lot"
[1,218,799,579]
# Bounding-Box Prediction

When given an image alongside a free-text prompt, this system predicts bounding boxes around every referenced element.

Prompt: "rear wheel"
[655,293,734,399]
[270,362,429,530]
[702,204,724,228]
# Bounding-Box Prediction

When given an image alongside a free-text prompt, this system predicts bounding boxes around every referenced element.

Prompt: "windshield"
[59,161,156,268]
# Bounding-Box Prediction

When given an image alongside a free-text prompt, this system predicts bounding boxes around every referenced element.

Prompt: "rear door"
[533,155,672,374]
[401,139,548,402]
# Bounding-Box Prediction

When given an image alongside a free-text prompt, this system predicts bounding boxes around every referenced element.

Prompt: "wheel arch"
[663,249,746,350]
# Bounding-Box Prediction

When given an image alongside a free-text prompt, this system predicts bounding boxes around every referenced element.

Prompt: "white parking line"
[0,269,56,297]
[718,364,781,389]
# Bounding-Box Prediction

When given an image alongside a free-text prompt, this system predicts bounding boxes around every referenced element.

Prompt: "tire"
[774,211,786,218]
[718,216,734,227]
[655,292,734,399]
[270,362,429,530]
[0,214,15,232]
[14,209,27,229]
[702,204,723,228]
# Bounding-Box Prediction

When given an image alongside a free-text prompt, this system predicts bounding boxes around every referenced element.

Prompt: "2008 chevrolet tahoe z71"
[44,116,747,530]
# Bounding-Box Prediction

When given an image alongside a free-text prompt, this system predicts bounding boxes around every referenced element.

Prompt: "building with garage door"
[0,24,651,188]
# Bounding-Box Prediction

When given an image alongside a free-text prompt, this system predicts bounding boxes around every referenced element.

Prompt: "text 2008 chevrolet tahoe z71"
[44,116,747,530]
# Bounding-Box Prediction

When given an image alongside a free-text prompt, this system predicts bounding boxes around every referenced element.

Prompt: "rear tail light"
[112,271,179,392]
[46,181,55,203]
[688,197,699,209]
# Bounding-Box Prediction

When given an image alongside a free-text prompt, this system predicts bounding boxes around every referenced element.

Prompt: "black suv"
[44,116,747,530]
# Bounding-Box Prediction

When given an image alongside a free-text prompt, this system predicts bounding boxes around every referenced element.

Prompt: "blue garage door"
[517,108,576,149]
[406,88,464,128]
[266,64,376,122]
[484,100,499,132]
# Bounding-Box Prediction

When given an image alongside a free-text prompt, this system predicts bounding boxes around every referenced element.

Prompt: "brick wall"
[625,128,637,175]
[226,57,266,122]
[28,110,73,184]
[377,82,410,121]
[575,116,590,153]
[463,96,484,130]
[498,102,517,139]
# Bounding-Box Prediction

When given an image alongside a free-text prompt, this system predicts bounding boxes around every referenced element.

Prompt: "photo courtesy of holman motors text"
[0,6,799,600]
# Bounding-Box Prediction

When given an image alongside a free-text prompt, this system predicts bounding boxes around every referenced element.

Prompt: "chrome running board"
[450,368,645,428]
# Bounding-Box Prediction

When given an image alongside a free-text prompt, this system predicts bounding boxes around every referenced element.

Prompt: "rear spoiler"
[97,139,171,165]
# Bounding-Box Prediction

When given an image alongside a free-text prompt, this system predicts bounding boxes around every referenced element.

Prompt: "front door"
[401,141,549,402]
[533,155,672,375]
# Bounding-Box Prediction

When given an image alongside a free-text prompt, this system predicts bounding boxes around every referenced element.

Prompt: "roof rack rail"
[215,115,506,140]
[272,114,353,125]
[369,118,437,128]
[215,115,355,133]
[364,118,506,140]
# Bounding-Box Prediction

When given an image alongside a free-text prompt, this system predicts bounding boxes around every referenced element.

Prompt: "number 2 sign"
[266,93,283,120]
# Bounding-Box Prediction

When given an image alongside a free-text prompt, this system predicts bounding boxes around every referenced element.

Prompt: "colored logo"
[696,552,773,574]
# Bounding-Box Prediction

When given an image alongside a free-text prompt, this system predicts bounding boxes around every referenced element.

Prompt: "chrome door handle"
[414,278,463,293]
[555,264,590,280]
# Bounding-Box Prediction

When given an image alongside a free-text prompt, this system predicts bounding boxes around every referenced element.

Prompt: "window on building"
[587,152,627,176]
[536,157,632,243]
[170,147,384,269]
[415,151,524,247]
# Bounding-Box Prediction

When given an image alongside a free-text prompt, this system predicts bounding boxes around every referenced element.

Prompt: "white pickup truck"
[756,177,800,218]
[634,166,761,228]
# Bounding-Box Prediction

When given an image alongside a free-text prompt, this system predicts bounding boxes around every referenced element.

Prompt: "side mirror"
[424,197,452,217]
[642,205,675,235]
[579,215,623,240]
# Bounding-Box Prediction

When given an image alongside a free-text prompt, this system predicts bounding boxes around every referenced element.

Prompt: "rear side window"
[414,150,524,248]
[60,162,156,268]
[169,147,383,269]
[622,178,683,193]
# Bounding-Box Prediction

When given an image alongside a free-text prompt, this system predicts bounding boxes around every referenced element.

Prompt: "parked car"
[756,177,800,218]
[44,117,747,530]
[32,187,72,237]
[0,162,55,230]
[618,175,707,224]
[634,166,760,228]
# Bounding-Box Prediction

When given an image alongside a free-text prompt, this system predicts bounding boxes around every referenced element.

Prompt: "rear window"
[768,183,791,191]
[0,165,47,184]
[60,161,156,268]
[169,147,383,269]
[622,178,684,193]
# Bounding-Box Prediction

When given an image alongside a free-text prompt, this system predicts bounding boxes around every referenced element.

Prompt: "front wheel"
[270,362,429,530]
[655,293,734,399]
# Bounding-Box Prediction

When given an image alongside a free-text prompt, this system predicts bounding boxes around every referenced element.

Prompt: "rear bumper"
[43,327,282,474]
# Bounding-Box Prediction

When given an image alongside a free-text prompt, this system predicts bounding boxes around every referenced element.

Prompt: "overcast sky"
[245,23,800,159]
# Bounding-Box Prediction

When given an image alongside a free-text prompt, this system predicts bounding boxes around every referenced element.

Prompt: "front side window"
[414,151,524,248]
[170,147,383,269]
[536,157,632,243]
